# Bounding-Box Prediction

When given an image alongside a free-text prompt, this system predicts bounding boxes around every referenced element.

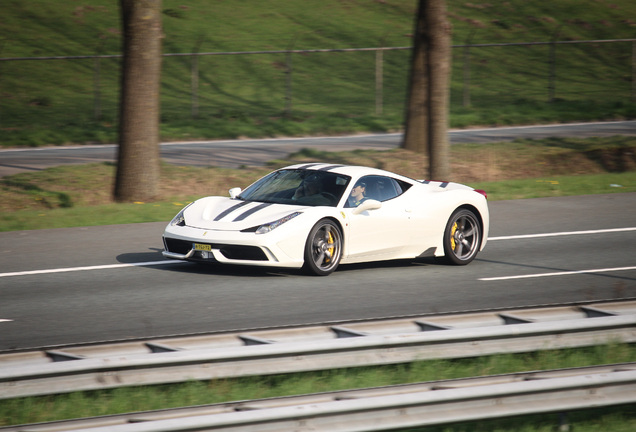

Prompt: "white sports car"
[162,163,489,275]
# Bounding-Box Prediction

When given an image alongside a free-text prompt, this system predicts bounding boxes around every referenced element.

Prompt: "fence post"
[93,56,101,120]
[93,39,104,121]
[632,41,636,103]
[191,54,199,118]
[548,26,563,103]
[548,41,556,102]
[462,44,470,107]
[462,31,476,108]
[285,51,292,117]
[375,48,383,116]
[191,38,204,119]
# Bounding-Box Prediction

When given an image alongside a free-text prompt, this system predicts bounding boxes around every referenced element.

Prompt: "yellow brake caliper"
[325,231,334,263]
[450,222,458,251]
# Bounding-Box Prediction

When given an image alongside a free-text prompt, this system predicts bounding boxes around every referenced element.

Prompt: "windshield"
[239,169,351,207]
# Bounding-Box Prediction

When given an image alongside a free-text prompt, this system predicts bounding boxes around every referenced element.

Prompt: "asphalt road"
[1,193,635,351]
[1,121,635,177]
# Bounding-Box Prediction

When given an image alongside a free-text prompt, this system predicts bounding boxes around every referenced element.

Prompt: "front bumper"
[163,236,269,262]
[163,249,196,260]
[162,224,306,269]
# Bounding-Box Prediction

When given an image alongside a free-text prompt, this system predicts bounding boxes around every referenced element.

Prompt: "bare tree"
[114,0,163,202]
[402,0,452,180]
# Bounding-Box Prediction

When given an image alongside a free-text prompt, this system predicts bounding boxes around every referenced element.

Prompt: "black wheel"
[303,219,343,276]
[443,208,481,265]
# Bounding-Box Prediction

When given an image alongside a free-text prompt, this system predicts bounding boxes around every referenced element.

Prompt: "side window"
[394,179,412,195]
[357,175,412,202]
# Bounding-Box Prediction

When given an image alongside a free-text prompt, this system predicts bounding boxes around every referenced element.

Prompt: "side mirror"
[229,187,242,199]
[352,199,381,215]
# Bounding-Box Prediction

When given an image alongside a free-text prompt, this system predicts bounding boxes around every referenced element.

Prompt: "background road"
[1,193,635,351]
[1,121,635,177]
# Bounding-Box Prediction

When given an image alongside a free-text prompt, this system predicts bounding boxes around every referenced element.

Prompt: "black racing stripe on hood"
[213,201,251,221]
[233,202,272,222]
[317,164,345,171]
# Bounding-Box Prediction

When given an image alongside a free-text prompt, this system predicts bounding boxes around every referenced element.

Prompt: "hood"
[183,197,305,231]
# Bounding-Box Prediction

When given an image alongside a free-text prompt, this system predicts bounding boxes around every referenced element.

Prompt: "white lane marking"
[489,227,636,241]
[0,319,13,323]
[484,228,636,281]
[480,266,636,281]
[2,227,635,279]
[0,260,185,278]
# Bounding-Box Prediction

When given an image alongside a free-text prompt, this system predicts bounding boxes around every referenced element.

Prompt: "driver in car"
[348,181,367,207]
[292,174,332,206]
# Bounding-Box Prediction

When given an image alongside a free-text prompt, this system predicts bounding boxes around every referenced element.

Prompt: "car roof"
[281,163,416,184]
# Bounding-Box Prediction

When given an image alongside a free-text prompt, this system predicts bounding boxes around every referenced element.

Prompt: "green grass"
[0,201,184,232]
[472,172,636,201]
[1,170,634,232]
[1,0,635,147]
[1,344,635,428]
[1,136,635,231]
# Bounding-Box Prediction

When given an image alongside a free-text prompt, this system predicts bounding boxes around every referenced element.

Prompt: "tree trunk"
[402,0,451,180]
[114,0,163,202]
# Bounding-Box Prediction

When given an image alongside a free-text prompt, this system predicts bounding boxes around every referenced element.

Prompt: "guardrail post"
[558,412,571,432]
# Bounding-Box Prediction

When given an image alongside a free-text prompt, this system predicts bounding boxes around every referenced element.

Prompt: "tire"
[442,208,481,265]
[303,219,343,276]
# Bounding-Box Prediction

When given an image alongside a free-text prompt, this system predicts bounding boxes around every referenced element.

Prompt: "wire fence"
[1,39,634,129]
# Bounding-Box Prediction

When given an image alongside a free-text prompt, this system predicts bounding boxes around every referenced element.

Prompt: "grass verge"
[1,136,635,232]
[1,171,635,232]
[1,343,635,429]
[2,1,636,147]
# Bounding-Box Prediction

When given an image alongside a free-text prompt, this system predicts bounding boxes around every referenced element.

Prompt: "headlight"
[254,212,302,234]
[170,203,193,226]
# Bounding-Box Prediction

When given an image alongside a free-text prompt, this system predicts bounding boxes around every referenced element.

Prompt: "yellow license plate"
[194,243,212,252]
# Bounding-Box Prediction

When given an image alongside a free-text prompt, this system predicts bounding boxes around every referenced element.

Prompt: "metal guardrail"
[1,301,635,400]
[2,363,636,432]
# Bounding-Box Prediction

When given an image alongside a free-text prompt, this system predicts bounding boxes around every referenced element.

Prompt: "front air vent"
[219,246,268,261]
